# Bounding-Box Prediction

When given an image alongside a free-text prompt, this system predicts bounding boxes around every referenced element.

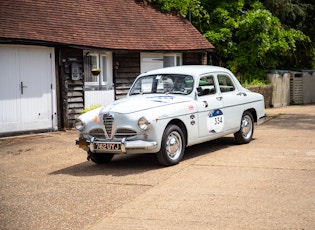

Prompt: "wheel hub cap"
[167,133,181,158]
[242,116,252,138]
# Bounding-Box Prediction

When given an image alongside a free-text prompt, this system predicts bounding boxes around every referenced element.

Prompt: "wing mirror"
[197,87,202,96]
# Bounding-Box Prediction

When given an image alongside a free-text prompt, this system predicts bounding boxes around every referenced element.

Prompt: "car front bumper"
[75,137,158,154]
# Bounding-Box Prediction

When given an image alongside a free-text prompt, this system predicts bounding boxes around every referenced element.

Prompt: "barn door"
[0,46,55,134]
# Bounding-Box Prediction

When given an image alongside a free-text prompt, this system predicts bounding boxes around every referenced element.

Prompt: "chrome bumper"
[257,114,267,125]
[75,137,158,153]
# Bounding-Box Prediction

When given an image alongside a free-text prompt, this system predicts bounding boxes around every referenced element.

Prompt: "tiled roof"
[0,0,214,51]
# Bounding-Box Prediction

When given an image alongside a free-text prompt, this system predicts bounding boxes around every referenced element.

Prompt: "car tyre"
[234,111,254,144]
[157,124,185,166]
[88,150,114,164]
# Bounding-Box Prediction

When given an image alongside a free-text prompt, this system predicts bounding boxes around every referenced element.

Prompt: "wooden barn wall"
[59,47,84,128]
[113,52,140,99]
[183,52,203,65]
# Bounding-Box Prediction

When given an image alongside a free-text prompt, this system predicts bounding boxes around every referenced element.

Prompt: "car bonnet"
[100,95,191,114]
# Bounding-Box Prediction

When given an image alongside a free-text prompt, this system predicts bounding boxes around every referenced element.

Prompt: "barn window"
[163,54,181,67]
[83,51,113,89]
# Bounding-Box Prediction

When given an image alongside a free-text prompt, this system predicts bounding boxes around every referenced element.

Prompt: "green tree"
[208,1,312,82]
[261,0,312,28]
[296,0,315,39]
[147,0,210,32]
[261,0,315,69]
[147,0,314,84]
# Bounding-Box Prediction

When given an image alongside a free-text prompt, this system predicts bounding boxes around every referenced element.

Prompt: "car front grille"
[89,128,105,138]
[102,113,138,140]
[115,128,137,138]
[103,113,114,139]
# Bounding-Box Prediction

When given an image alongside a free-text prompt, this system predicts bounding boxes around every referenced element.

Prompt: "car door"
[196,74,225,138]
[217,73,245,132]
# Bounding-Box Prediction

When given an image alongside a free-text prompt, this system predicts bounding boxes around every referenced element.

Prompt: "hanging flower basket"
[91,68,101,76]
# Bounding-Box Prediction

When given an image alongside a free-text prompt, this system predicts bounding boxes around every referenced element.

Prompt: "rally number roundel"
[207,109,224,133]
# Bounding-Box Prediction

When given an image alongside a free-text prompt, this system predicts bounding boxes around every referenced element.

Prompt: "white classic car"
[75,65,265,166]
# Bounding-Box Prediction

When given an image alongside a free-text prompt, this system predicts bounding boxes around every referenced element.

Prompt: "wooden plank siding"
[113,52,140,99]
[59,47,84,128]
[183,52,203,65]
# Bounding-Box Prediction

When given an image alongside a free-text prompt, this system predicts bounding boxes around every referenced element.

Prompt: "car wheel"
[234,111,254,144]
[87,150,114,164]
[157,124,185,166]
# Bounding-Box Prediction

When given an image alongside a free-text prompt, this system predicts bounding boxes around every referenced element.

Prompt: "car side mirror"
[197,87,202,96]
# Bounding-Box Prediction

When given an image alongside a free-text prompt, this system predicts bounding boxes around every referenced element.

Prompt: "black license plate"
[94,142,121,151]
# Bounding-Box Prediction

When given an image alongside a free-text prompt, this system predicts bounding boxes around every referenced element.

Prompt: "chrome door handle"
[20,82,27,95]
[237,92,247,96]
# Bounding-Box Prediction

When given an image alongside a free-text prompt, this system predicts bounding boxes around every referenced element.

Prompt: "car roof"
[141,65,232,77]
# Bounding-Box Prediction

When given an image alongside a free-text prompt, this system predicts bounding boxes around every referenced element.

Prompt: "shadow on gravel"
[49,136,237,177]
[49,154,161,177]
[183,136,237,161]
[263,113,315,130]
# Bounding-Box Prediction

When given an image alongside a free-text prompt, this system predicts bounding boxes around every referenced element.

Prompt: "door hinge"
[51,84,53,89]
[50,53,52,59]
[51,114,54,120]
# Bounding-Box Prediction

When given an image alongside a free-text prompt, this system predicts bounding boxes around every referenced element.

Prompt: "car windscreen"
[129,74,194,95]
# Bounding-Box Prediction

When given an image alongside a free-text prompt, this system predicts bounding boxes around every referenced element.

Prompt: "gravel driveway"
[1,105,315,229]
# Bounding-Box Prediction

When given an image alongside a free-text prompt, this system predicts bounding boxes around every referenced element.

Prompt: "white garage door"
[0,45,57,134]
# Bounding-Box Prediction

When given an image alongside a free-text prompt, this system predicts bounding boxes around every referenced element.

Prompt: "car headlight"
[74,119,85,131]
[138,117,150,131]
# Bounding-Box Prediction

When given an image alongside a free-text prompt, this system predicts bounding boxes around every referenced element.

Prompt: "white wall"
[84,90,115,108]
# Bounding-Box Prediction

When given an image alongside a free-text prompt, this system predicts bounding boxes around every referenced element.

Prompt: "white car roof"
[141,65,232,77]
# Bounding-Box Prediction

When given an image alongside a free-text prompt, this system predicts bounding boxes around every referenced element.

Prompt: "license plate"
[94,142,121,151]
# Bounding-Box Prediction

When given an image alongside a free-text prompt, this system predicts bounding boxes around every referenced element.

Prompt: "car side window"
[218,74,235,93]
[198,75,216,96]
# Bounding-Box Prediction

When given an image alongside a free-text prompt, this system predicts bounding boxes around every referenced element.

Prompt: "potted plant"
[91,67,101,76]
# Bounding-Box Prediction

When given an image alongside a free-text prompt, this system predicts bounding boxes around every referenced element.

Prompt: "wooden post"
[202,52,207,65]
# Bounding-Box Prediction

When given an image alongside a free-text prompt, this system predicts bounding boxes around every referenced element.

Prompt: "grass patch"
[81,105,101,114]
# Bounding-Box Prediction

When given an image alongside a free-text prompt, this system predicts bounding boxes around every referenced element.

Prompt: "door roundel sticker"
[207,109,224,133]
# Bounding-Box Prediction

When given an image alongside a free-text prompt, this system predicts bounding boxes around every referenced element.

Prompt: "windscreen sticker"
[207,109,224,133]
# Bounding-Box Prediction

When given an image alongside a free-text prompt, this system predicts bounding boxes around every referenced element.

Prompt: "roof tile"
[0,0,214,51]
